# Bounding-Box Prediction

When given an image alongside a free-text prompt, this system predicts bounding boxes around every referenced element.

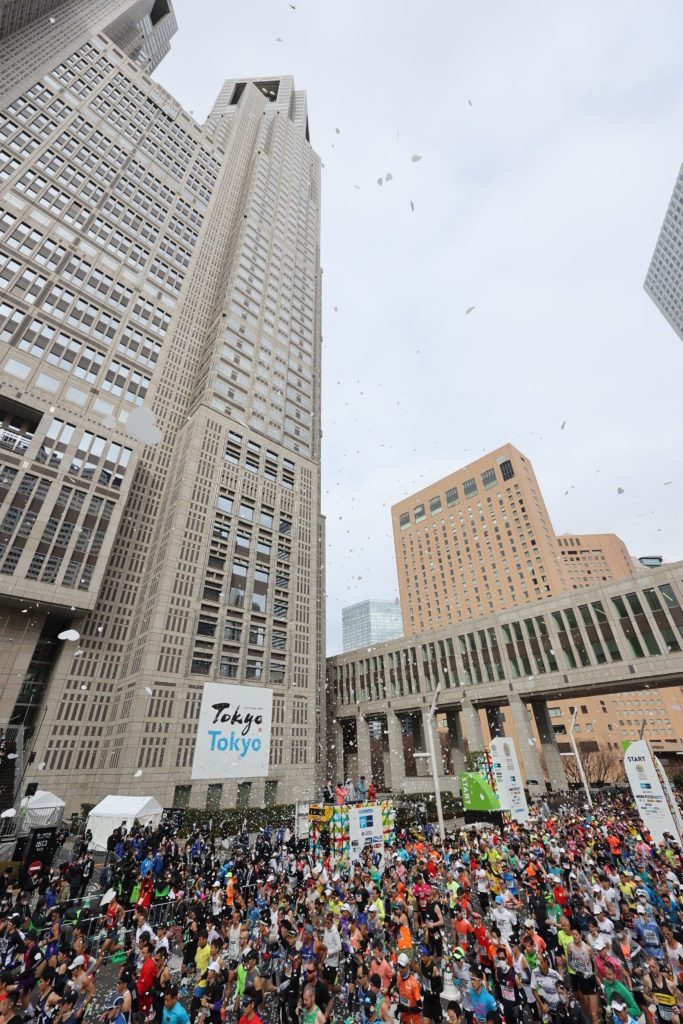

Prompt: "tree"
[563,746,625,787]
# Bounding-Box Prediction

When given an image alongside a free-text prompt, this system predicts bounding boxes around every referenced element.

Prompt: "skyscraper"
[0,1,324,812]
[341,598,402,653]
[644,164,683,343]
[391,444,568,636]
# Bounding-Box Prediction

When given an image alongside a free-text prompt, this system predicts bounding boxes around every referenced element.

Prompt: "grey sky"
[154,1,683,655]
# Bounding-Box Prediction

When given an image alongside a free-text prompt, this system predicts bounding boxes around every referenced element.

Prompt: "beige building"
[0,1,325,813]
[391,444,568,635]
[557,532,633,589]
[391,445,682,763]
[327,562,683,796]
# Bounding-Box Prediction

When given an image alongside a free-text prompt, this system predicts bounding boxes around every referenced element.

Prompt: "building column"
[460,697,485,755]
[385,712,406,793]
[507,692,545,797]
[444,708,466,775]
[486,706,505,740]
[356,714,371,782]
[332,721,344,784]
[532,700,568,792]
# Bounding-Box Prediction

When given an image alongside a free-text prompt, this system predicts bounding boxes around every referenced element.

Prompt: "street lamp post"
[569,708,593,808]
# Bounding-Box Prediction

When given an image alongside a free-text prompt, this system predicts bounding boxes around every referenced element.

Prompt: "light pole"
[414,684,445,842]
[569,708,593,808]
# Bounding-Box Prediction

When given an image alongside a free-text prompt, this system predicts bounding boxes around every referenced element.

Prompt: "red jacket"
[137,956,158,1012]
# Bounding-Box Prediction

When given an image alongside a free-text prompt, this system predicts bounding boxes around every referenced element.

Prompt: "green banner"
[459,772,501,811]
[621,740,632,751]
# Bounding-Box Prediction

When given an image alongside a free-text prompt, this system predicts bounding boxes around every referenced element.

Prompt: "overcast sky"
[155,0,683,655]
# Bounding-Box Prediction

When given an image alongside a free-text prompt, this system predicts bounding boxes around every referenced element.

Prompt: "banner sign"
[459,772,500,812]
[655,755,683,840]
[348,803,386,869]
[624,740,681,844]
[489,738,530,823]
[191,682,272,779]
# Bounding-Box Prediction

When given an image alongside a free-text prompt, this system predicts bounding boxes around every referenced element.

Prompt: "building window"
[206,783,222,810]
[463,477,477,498]
[414,504,425,523]
[399,512,410,530]
[173,785,191,809]
[236,781,252,809]
[429,496,442,515]
[500,459,515,481]
[264,780,278,808]
[481,468,497,489]
[445,487,459,507]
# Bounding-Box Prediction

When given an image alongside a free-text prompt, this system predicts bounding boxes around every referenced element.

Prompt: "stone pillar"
[356,714,371,781]
[445,708,466,775]
[532,700,568,792]
[332,721,344,783]
[385,712,406,793]
[486,706,505,740]
[460,698,485,755]
[507,692,545,797]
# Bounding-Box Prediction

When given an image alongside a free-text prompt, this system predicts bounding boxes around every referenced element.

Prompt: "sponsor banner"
[348,803,385,869]
[191,682,272,779]
[655,755,683,840]
[489,738,530,823]
[459,771,500,812]
[624,740,681,844]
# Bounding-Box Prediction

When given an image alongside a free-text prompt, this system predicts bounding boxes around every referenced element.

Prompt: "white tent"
[18,790,65,833]
[86,795,163,852]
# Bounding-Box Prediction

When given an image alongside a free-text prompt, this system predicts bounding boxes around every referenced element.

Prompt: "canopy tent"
[86,795,163,852]
[18,790,65,834]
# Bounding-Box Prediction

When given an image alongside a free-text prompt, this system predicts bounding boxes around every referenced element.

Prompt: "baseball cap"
[523,918,534,928]
[495,895,504,904]
[452,947,465,960]
[593,938,605,951]
[397,953,410,967]
[105,996,124,1011]
[208,961,221,973]
[68,955,85,970]
[418,944,430,957]
[611,1001,626,1012]
[243,988,258,1005]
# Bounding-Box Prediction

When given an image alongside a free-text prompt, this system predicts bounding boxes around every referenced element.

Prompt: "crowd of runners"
[0,787,682,1024]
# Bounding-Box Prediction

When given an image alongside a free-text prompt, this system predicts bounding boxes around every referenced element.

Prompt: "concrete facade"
[644,163,683,343]
[327,563,683,797]
[0,3,324,812]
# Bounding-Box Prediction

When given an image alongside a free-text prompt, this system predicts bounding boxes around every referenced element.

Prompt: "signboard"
[624,740,682,844]
[191,682,272,779]
[26,826,58,865]
[348,803,386,869]
[489,738,530,823]
[459,772,500,812]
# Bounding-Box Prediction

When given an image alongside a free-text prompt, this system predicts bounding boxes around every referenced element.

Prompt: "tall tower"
[0,2,324,811]
[391,444,568,636]
[644,164,683,343]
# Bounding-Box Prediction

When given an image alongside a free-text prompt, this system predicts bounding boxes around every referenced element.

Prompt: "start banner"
[624,739,681,844]
[191,682,272,779]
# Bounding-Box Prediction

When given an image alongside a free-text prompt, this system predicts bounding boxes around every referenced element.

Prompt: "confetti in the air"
[561,420,566,430]
[465,306,476,315]
[385,172,393,182]
[58,628,80,641]
[411,154,422,162]
[134,769,143,778]
[38,762,46,771]
[377,177,383,186]
[145,687,153,696]
[1,809,16,818]
[617,486,624,494]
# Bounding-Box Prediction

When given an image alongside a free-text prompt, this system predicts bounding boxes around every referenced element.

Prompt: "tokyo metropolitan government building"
[0,0,325,812]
